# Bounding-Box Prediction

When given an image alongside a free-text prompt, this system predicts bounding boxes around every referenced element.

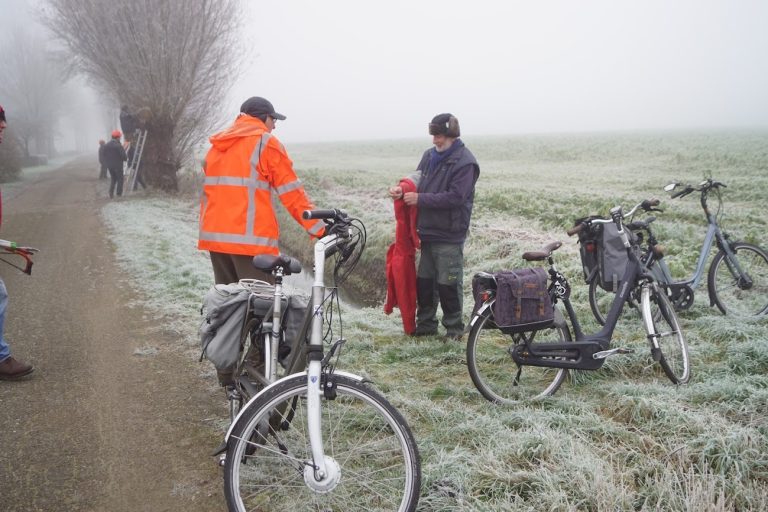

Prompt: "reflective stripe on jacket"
[198,115,324,256]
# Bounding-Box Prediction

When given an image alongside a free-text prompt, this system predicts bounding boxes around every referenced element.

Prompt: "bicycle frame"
[646,183,750,298]
[658,222,718,290]
[512,213,651,371]
[225,225,350,481]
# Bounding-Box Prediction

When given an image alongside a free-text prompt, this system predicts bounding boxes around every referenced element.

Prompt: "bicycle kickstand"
[593,347,635,360]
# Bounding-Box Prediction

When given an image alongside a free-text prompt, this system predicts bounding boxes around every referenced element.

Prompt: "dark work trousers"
[209,251,275,286]
[108,166,124,198]
[132,167,147,190]
[99,165,107,179]
[415,241,465,336]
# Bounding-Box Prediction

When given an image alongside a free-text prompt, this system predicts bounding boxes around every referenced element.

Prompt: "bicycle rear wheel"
[224,374,421,512]
[642,285,690,384]
[708,242,768,316]
[588,278,614,326]
[466,307,571,405]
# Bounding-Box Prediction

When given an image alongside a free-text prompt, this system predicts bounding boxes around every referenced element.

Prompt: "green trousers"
[415,242,465,336]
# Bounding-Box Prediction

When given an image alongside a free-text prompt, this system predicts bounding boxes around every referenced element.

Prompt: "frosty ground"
[102,130,768,510]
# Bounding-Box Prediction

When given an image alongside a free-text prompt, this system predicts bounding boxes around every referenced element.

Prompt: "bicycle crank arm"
[592,347,635,360]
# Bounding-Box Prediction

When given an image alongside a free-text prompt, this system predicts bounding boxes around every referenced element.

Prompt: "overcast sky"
[2,0,766,145]
[228,0,768,142]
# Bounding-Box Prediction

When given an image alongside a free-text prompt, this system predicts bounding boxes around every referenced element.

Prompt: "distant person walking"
[102,130,127,199]
[198,96,325,286]
[0,104,35,380]
[98,139,107,179]
[388,113,480,341]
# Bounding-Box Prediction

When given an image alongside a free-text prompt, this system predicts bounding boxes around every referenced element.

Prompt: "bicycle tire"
[223,373,421,512]
[466,307,571,405]
[588,278,613,326]
[708,242,768,317]
[589,276,661,325]
[642,285,690,384]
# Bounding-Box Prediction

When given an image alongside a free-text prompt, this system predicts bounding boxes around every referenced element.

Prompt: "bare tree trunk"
[143,119,178,191]
[43,0,244,193]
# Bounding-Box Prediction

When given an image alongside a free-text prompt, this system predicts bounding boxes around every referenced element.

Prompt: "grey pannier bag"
[598,222,636,292]
[199,283,251,372]
[574,216,635,292]
[199,281,273,372]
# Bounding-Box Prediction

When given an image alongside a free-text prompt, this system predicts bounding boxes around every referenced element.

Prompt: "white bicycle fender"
[469,301,494,328]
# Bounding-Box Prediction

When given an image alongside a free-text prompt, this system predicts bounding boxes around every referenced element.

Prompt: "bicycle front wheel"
[642,285,690,384]
[708,242,768,316]
[224,374,421,512]
[466,307,571,405]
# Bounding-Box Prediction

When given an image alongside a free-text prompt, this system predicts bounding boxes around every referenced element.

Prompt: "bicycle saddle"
[251,254,303,275]
[522,241,563,261]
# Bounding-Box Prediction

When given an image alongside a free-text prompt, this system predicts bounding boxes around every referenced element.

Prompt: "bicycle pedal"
[651,347,662,362]
[592,347,635,360]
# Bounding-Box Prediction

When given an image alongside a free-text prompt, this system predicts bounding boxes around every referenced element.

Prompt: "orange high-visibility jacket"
[198,115,324,256]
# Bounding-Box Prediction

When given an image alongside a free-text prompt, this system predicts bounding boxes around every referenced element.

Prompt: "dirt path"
[0,158,226,511]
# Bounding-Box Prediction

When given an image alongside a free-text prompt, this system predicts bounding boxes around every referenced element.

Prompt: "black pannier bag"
[574,215,602,282]
[471,271,497,317]
[472,268,554,333]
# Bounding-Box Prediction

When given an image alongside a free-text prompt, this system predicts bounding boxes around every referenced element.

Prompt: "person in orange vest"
[198,96,325,285]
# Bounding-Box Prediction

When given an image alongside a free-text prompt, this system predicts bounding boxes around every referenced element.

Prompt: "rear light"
[481,290,494,302]
[584,241,596,253]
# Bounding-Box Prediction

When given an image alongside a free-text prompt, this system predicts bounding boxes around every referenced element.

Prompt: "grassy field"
[105,129,767,511]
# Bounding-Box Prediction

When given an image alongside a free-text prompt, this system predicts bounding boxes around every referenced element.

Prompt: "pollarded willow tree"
[43,0,243,191]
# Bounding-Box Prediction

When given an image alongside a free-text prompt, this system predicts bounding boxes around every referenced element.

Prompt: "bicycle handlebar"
[668,178,726,199]
[303,209,345,220]
[567,207,626,237]
[566,224,583,237]
[625,198,662,218]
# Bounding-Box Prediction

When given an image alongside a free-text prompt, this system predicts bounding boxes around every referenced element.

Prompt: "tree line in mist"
[1,0,244,190]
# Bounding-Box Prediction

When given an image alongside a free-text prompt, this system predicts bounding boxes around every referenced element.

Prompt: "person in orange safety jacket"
[384,178,420,334]
[198,96,324,285]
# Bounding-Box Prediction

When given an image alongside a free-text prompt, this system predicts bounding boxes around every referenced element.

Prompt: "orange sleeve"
[264,139,325,238]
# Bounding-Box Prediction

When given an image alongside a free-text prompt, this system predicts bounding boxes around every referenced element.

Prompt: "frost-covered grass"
[102,130,768,510]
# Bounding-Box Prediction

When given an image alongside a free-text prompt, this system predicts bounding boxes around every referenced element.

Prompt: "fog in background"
[230,0,768,142]
[2,0,767,149]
